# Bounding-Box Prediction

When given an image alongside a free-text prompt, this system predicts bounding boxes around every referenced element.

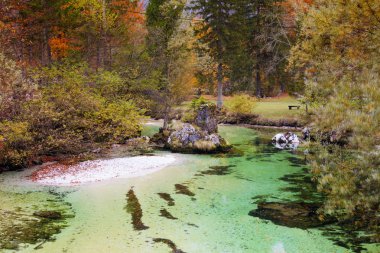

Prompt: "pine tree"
[146,0,187,129]
[190,0,236,108]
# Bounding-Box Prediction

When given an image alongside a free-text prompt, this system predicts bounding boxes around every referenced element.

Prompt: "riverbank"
[30,154,177,186]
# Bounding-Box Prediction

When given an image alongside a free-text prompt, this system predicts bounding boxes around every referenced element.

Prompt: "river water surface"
[0,125,379,253]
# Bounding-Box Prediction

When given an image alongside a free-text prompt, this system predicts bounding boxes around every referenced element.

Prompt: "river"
[0,124,378,253]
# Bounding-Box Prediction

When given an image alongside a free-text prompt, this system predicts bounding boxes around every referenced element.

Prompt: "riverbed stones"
[249,202,335,229]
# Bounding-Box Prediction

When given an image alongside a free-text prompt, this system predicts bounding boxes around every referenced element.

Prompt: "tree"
[290,0,380,241]
[190,0,235,108]
[146,0,188,129]
[231,0,292,97]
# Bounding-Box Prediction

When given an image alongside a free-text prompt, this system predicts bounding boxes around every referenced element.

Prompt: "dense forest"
[0,0,379,247]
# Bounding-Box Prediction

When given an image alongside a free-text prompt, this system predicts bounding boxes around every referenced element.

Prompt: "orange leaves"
[49,32,73,60]
[120,0,145,25]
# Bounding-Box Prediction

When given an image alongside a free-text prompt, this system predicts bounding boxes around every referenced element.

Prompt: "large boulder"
[167,124,231,153]
[194,104,218,134]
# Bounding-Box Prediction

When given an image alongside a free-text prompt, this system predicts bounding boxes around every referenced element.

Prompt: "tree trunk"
[101,0,108,69]
[163,50,171,130]
[255,63,262,98]
[96,42,101,70]
[280,78,286,94]
[163,105,170,130]
[44,27,51,65]
[217,61,223,109]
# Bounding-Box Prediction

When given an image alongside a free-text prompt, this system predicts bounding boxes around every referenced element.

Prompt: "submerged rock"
[167,124,231,153]
[249,202,335,229]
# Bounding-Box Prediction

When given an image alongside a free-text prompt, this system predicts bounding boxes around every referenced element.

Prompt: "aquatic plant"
[158,193,175,206]
[153,238,185,253]
[174,184,195,197]
[125,188,149,231]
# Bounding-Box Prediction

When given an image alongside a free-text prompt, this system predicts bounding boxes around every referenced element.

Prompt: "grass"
[179,94,305,120]
[254,96,303,119]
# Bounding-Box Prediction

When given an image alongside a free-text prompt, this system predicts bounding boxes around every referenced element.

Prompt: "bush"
[190,96,209,110]
[226,94,257,115]
[183,96,213,123]
[23,65,145,155]
[0,121,33,168]
[0,62,145,169]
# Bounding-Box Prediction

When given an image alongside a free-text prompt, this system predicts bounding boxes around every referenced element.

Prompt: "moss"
[160,209,178,220]
[153,238,185,253]
[125,188,149,231]
[175,184,195,197]
[158,193,175,206]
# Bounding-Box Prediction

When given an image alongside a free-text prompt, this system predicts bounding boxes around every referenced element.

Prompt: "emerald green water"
[0,125,379,253]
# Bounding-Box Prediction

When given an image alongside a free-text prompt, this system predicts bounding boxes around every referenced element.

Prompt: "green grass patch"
[178,95,304,120]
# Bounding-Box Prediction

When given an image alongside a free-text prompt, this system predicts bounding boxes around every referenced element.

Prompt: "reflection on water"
[0,124,378,253]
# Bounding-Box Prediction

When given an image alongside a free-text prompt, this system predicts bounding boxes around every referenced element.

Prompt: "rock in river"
[194,103,218,134]
[167,124,231,153]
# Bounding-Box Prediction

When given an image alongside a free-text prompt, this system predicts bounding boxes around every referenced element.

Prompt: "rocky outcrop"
[249,202,335,229]
[194,104,218,134]
[150,128,173,147]
[166,124,231,153]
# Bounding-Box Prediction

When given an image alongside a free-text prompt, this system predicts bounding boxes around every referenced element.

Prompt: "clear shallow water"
[0,125,379,253]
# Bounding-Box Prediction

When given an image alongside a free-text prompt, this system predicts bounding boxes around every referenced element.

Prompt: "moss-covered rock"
[166,124,231,154]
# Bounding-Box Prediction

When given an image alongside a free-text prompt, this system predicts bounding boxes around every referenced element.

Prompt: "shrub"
[182,96,213,123]
[191,96,211,109]
[0,121,33,168]
[0,63,145,169]
[23,65,145,155]
[226,94,257,115]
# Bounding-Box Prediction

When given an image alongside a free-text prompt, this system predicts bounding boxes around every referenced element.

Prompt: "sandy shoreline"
[30,154,177,186]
